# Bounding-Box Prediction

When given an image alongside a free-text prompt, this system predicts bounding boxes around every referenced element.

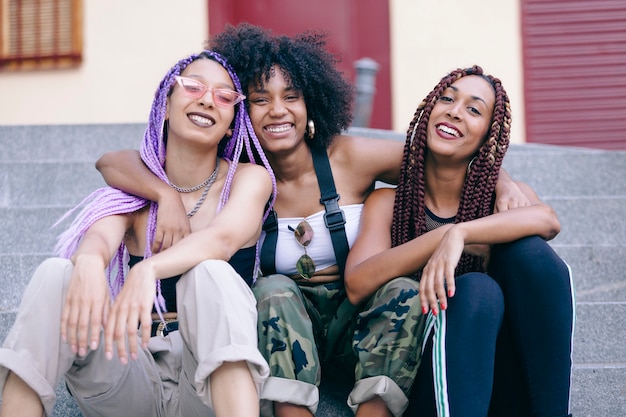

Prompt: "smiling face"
[246,66,308,156]
[426,75,496,162]
[165,58,237,147]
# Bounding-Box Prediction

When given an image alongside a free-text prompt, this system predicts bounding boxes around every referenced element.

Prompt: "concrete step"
[1,162,107,207]
[547,197,626,247]
[554,246,626,303]
[570,367,626,416]
[503,150,626,198]
[0,124,143,162]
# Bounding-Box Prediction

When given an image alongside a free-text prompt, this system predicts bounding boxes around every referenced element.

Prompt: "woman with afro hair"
[0,50,275,417]
[95,24,529,417]
[345,66,574,417]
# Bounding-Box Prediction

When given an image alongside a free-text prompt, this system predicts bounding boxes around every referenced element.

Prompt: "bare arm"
[344,188,453,304]
[96,149,190,252]
[339,135,527,210]
[132,164,272,278]
[420,181,559,313]
[62,214,130,358]
[104,163,272,363]
[345,182,558,306]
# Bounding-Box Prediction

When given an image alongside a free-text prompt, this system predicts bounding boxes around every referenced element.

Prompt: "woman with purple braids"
[0,50,275,417]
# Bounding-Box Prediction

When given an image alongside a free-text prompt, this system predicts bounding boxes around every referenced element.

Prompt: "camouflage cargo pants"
[349,277,426,417]
[254,274,424,417]
[253,274,357,415]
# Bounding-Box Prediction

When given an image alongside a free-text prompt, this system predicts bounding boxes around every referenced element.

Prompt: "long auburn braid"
[391,65,511,277]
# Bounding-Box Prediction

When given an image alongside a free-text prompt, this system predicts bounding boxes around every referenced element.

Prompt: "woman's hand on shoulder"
[153,195,191,253]
[494,168,531,212]
[512,181,561,240]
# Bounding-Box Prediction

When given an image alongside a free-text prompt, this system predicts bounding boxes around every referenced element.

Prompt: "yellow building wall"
[0,0,524,144]
[0,0,208,125]
[390,0,526,143]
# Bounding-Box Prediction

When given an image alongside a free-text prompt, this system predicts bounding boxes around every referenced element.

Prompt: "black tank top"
[128,246,256,313]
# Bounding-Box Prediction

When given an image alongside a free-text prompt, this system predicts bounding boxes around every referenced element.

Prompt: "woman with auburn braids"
[344,66,574,417]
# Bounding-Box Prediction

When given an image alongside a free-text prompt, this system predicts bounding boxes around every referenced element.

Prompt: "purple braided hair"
[54,50,277,309]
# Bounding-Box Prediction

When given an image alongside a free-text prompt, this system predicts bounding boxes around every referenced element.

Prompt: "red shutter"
[521,0,626,150]
[208,0,392,129]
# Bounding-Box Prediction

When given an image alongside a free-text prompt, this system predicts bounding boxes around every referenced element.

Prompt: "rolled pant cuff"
[348,376,408,417]
[0,349,57,417]
[260,376,319,417]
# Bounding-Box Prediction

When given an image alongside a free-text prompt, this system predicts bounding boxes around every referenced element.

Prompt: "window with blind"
[0,0,82,71]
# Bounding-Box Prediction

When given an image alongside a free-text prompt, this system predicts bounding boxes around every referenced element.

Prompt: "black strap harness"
[260,142,349,277]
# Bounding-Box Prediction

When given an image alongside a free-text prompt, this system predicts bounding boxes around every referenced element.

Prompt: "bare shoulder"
[231,162,272,189]
[364,187,396,210]
[233,162,271,177]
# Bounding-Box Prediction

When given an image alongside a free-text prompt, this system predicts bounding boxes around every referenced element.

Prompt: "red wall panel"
[521,0,626,149]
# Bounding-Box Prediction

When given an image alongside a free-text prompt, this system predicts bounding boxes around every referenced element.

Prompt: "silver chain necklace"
[170,159,221,218]
[170,159,220,193]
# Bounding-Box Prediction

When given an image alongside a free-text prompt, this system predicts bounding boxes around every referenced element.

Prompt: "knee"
[452,273,504,323]
[372,277,420,310]
[252,274,300,303]
[187,259,231,284]
[184,260,251,296]
[359,278,422,328]
[31,258,73,287]
[489,237,570,289]
[491,236,563,270]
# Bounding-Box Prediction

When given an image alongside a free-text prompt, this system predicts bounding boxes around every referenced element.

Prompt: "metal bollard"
[352,57,380,128]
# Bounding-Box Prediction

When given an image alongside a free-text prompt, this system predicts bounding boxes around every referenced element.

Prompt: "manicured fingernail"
[448,290,453,297]
[91,341,98,350]
[432,308,438,316]
[78,347,86,357]
[441,303,447,310]
[422,306,428,314]
[105,351,113,361]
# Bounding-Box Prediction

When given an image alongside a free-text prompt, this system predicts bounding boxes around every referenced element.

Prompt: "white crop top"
[261,203,363,276]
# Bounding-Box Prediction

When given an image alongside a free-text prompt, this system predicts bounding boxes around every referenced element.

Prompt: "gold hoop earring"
[307,119,315,140]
